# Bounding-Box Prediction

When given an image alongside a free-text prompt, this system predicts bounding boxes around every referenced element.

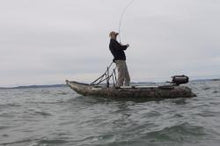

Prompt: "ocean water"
[0,80,220,146]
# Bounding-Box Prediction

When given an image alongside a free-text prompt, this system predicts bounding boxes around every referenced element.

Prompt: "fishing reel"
[171,75,189,86]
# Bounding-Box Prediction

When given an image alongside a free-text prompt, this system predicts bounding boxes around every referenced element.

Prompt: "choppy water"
[0,80,220,146]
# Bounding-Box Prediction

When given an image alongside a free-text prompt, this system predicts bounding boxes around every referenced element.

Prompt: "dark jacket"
[109,39,128,62]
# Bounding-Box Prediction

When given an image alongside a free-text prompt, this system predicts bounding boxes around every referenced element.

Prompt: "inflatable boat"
[66,76,196,99]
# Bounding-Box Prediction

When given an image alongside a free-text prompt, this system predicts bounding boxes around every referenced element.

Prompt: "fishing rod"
[118,0,136,43]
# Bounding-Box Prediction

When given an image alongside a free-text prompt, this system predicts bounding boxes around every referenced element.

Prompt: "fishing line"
[118,0,136,43]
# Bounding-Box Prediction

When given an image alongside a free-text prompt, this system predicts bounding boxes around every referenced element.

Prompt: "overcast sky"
[0,0,220,87]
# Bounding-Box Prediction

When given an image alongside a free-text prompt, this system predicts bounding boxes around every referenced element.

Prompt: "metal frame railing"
[90,62,117,87]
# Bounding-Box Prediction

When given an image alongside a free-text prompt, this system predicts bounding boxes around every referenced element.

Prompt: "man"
[109,31,130,86]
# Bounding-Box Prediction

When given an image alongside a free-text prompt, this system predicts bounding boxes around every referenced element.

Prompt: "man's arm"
[113,40,129,50]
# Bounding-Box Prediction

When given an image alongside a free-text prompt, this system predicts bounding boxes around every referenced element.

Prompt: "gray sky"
[0,0,220,87]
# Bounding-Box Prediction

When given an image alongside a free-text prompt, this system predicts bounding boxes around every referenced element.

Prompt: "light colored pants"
[115,60,130,86]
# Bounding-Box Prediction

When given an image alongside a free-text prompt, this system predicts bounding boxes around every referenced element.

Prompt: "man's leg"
[115,60,124,86]
[124,61,130,86]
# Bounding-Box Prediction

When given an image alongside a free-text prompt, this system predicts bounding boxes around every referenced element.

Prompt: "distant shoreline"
[0,84,66,90]
[0,78,219,89]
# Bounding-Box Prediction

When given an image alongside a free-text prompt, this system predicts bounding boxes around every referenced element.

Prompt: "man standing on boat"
[109,31,130,86]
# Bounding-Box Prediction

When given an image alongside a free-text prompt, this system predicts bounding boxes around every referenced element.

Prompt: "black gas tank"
[172,75,189,85]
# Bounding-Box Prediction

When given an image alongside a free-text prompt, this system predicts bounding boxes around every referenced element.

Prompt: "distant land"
[0,84,66,89]
[192,78,220,82]
[0,78,219,89]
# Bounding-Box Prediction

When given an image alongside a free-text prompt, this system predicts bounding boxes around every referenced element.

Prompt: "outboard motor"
[172,75,189,86]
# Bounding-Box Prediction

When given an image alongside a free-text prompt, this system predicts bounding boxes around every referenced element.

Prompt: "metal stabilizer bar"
[90,62,117,87]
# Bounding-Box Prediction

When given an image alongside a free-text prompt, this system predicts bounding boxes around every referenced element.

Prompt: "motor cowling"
[172,75,189,86]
